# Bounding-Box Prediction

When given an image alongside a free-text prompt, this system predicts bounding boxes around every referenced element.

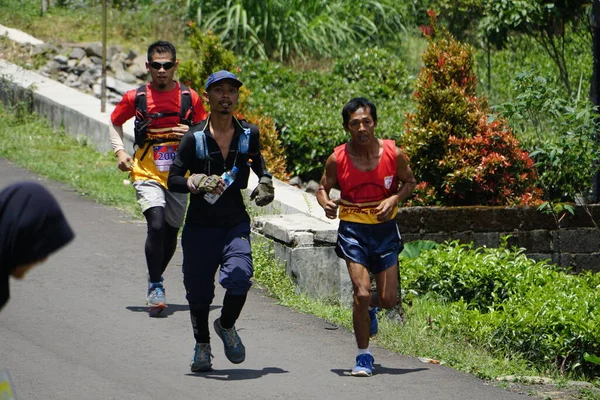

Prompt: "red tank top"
[334,139,398,224]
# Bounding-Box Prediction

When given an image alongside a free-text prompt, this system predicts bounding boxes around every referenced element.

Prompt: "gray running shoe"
[213,318,246,364]
[191,343,213,372]
[146,282,167,317]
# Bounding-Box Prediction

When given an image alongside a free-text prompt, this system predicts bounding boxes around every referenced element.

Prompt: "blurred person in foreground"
[316,97,416,377]
[0,181,75,312]
[168,70,274,372]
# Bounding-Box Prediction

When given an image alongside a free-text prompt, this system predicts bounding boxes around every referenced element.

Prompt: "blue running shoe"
[214,318,246,364]
[191,343,213,372]
[146,282,167,317]
[351,353,374,377]
[369,307,378,336]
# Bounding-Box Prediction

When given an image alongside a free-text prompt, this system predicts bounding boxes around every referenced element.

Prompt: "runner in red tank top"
[317,97,416,377]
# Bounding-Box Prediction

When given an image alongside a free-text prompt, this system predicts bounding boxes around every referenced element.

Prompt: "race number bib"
[153,144,178,172]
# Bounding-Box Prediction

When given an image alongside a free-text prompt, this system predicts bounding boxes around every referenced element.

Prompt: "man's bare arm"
[394,148,417,203]
[375,148,416,221]
[316,153,340,220]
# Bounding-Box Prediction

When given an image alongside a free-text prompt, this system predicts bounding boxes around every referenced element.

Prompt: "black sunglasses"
[149,61,175,70]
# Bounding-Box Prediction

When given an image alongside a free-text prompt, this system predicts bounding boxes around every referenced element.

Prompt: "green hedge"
[402,240,600,377]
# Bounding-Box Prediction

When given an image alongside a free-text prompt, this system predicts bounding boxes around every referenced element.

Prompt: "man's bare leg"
[347,259,371,349]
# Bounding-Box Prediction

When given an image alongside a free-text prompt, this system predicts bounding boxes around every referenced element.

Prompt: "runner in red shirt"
[109,41,207,317]
[317,97,416,376]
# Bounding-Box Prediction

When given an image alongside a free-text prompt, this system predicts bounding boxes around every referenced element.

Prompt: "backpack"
[133,83,193,148]
[193,117,251,160]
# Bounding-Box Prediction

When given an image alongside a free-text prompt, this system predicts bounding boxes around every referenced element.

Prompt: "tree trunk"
[40,0,48,15]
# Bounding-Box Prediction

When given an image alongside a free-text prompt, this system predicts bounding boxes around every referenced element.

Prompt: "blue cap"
[205,70,243,90]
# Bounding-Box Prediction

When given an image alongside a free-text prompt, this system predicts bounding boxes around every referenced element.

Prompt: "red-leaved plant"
[402,10,542,206]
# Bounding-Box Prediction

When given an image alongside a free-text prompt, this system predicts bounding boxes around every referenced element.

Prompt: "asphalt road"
[0,157,529,400]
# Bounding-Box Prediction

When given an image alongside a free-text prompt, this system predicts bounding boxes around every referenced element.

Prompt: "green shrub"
[242,49,413,181]
[494,70,599,202]
[401,11,541,206]
[177,27,290,178]
[332,47,411,99]
[474,33,591,107]
[177,24,237,94]
[402,240,600,377]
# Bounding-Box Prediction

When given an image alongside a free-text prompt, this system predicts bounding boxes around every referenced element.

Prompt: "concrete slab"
[0,24,43,45]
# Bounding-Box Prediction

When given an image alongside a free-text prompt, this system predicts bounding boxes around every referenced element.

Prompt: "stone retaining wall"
[396,205,600,272]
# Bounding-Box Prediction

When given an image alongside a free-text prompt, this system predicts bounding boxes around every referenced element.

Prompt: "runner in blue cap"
[168,70,275,372]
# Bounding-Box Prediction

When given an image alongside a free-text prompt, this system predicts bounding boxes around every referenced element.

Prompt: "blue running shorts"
[335,219,403,273]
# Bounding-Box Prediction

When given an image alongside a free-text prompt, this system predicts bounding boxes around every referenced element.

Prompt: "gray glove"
[187,173,220,194]
[250,176,274,206]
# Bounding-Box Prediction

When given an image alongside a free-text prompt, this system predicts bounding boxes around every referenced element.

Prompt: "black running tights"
[143,206,179,283]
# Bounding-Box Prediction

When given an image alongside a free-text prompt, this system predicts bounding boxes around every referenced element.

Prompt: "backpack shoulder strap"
[236,119,251,154]
[133,85,150,148]
[193,118,250,159]
[179,83,193,124]
[134,85,147,121]
[193,119,210,159]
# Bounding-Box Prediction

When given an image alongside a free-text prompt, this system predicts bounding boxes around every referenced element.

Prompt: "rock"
[64,72,81,88]
[128,54,148,79]
[53,54,69,64]
[89,55,102,65]
[4,39,154,99]
[288,176,303,188]
[92,83,101,98]
[79,69,98,87]
[69,47,86,60]
[105,75,136,95]
[31,43,59,56]
[42,60,62,75]
[85,42,102,58]
[115,69,137,84]
[305,180,320,194]
[124,49,137,62]
[75,56,96,74]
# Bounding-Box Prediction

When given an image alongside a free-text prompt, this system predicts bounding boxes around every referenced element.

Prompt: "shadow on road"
[125,304,220,317]
[186,367,288,381]
[330,365,429,377]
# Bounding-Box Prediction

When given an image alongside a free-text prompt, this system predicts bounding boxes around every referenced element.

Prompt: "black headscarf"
[0,182,75,311]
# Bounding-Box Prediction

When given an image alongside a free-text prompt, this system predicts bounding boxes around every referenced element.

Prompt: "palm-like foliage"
[191,0,406,61]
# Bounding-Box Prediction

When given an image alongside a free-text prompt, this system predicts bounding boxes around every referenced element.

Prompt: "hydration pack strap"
[194,117,250,160]
[134,83,193,149]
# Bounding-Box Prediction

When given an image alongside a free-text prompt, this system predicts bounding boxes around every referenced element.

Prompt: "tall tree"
[479,0,592,97]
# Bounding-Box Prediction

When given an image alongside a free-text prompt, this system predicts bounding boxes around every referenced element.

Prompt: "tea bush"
[402,240,600,377]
